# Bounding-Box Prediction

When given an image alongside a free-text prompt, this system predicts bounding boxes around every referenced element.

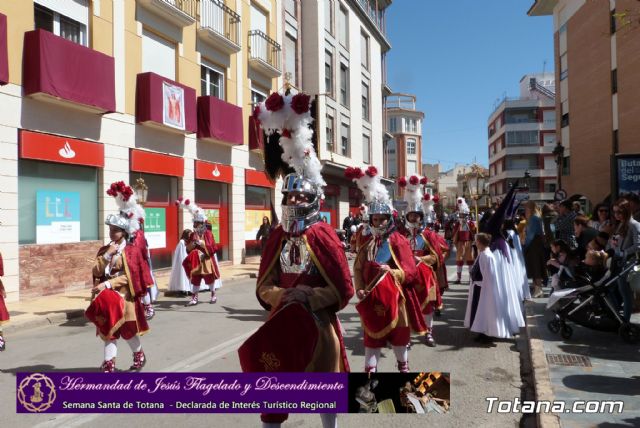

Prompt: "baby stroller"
[546,256,640,344]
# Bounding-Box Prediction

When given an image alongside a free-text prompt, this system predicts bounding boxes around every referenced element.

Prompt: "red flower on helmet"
[265,92,285,112]
[398,177,407,188]
[409,175,419,186]
[423,193,431,201]
[185,199,191,206]
[433,195,440,203]
[282,129,292,138]
[290,93,311,114]
[174,201,180,206]
[177,196,184,202]
[366,166,378,177]
[420,177,428,185]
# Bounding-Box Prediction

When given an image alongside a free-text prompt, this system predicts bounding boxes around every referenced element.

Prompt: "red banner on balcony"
[19,130,104,167]
[136,72,197,134]
[245,169,274,188]
[130,149,184,177]
[22,30,115,112]
[195,160,233,183]
[197,96,243,145]
[248,115,265,151]
[0,14,8,85]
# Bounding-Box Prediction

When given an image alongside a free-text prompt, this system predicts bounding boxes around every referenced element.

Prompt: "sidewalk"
[525,290,640,428]
[2,262,260,334]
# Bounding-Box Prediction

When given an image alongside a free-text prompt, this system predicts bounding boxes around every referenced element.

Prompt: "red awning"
[136,72,197,134]
[22,30,115,112]
[195,160,233,183]
[19,130,104,167]
[245,169,275,188]
[197,96,243,145]
[130,149,184,177]
[0,13,8,85]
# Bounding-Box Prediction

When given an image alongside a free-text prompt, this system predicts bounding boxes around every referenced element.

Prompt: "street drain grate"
[546,353,592,367]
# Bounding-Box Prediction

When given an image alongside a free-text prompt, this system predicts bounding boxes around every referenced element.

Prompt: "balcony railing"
[138,0,198,26]
[356,0,385,34]
[248,30,281,77]
[162,0,198,18]
[199,0,241,52]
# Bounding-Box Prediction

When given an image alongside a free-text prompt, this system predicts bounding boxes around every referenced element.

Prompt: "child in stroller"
[546,252,639,343]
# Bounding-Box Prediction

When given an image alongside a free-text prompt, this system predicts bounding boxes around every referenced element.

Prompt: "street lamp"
[134,177,149,207]
[466,165,487,221]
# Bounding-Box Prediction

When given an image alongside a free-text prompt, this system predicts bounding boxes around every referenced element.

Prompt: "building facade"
[384,93,425,200]
[0,0,287,303]
[529,0,640,203]
[488,73,557,204]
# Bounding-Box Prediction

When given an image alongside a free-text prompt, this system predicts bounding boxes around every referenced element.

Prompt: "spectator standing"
[554,200,578,250]
[610,199,640,323]
[255,216,271,255]
[523,201,547,298]
[589,203,611,232]
[574,215,599,260]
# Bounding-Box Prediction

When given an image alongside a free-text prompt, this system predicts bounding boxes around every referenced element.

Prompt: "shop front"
[194,160,231,261]
[130,149,182,270]
[244,169,274,258]
[17,130,104,298]
[320,184,339,229]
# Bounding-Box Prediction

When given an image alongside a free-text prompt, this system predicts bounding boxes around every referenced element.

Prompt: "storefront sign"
[20,130,104,167]
[144,208,166,249]
[245,209,270,241]
[162,82,185,130]
[205,209,221,243]
[130,150,184,177]
[615,155,640,196]
[195,161,233,184]
[36,190,80,244]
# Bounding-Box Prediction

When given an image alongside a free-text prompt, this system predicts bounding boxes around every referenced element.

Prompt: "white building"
[488,73,557,204]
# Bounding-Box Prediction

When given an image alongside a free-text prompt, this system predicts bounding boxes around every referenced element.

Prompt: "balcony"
[248,30,281,78]
[353,0,391,51]
[0,13,7,85]
[197,96,243,145]
[22,30,115,113]
[198,0,241,54]
[135,72,197,134]
[138,0,198,27]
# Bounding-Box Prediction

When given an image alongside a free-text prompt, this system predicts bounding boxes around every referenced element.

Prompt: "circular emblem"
[17,373,57,412]
[554,189,567,202]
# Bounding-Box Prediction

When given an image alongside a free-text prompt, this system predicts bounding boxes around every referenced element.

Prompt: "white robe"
[492,246,526,335]
[167,240,216,293]
[464,248,511,338]
[507,230,531,301]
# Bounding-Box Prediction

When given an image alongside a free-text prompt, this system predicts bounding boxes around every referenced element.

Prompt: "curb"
[3,274,257,335]
[525,303,561,428]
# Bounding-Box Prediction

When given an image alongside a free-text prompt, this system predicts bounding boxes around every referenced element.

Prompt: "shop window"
[245,185,273,258]
[196,180,229,261]
[18,159,98,244]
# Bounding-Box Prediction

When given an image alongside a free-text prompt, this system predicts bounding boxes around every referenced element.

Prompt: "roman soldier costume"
[452,197,477,284]
[397,175,446,347]
[0,251,9,351]
[85,181,154,372]
[178,199,220,306]
[348,165,422,373]
[237,90,353,428]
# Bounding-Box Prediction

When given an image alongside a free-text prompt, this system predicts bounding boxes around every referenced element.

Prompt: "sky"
[385,0,554,171]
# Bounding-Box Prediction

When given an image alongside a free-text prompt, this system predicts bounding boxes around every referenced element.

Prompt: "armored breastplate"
[280,236,316,274]
[373,240,392,265]
[409,233,426,252]
[461,220,470,232]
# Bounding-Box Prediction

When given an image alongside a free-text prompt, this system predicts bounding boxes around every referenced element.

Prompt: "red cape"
[184,230,221,278]
[257,222,354,312]
[95,241,154,299]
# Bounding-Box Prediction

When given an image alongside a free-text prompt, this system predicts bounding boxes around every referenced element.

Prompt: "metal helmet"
[105,213,130,235]
[281,173,321,235]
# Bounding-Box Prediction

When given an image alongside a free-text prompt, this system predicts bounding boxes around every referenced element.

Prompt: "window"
[506,131,538,146]
[363,134,371,164]
[406,118,417,133]
[561,113,569,128]
[612,69,617,94]
[543,109,556,125]
[340,122,350,156]
[361,82,369,121]
[250,3,268,33]
[19,159,98,244]
[407,139,416,155]
[543,133,557,145]
[285,0,296,16]
[201,62,225,99]
[360,31,369,70]
[284,33,297,85]
[34,3,88,46]
[560,53,568,81]
[325,0,333,34]
[326,114,335,151]
[505,108,538,124]
[386,139,397,178]
[251,87,267,104]
[506,156,538,170]
[142,29,176,80]
[544,182,557,193]
[407,160,417,175]
[338,6,348,48]
[389,117,397,133]
[340,63,349,107]
[562,156,570,175]
[325,50,333,96]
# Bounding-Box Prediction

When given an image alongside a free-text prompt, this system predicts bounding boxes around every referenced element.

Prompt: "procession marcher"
[398,175,440,346]
[348,164,420,373]
[0,252,9,351]
[85,181,154,372]
[452,198,476,284]
[178,199,220,306]
[237,90,353,428]
[423,194,450,317]
[483,184,526,337]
